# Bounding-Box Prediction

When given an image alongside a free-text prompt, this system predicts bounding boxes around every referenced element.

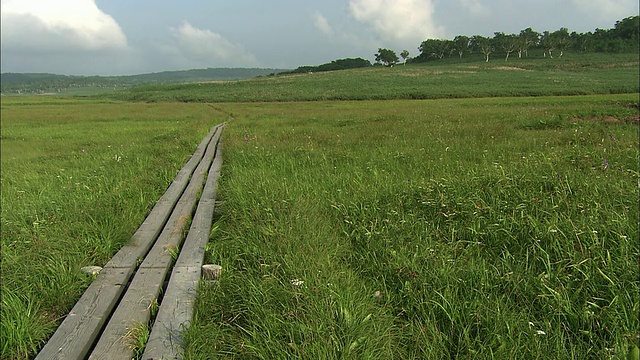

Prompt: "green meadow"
[1,53,638,359]
[183,96,638,359]
[0,100,224,358]
[105,53,639,102]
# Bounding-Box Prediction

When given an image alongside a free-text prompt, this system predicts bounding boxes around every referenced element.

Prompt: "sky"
[1,0,638,75]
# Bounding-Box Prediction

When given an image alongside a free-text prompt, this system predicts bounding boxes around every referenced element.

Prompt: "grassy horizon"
[101,52,639,103]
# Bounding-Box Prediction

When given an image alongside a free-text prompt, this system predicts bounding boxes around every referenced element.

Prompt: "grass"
[183,95,638,359]
[1,53,638,359]
[0,99,224,359]
[102,53,639,103]
[123,321,150,360]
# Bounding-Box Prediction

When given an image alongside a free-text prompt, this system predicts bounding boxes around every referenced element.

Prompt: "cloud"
[570,0,638,22]
[0,0,128,52]
[457,0,491,16]
[313,13,334,36]
[348,0,445,43]
[165,22,258,68]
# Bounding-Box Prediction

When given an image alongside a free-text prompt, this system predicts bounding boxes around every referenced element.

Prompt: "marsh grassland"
[1,53,638,359]
[184,96,638,359]
[0,99,224,358]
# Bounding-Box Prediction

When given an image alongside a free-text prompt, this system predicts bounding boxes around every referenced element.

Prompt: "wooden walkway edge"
[35,124,225,360]
[142,134,224,360]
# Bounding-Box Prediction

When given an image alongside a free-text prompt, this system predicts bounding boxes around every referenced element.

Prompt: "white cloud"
[0,0,128,52]
[166,22,258,68]
[348,0,446,43]
[313,12,334,36]
[458,0,491,16]
[570,0,638,22]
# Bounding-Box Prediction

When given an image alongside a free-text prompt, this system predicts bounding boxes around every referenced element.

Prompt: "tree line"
[282,58,373,74]
[374,15,639,66]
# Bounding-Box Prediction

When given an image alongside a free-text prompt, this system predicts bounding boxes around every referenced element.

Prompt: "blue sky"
[1,0,637,75]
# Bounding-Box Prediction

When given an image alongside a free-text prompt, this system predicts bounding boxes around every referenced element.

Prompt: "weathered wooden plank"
[107,124,223,269]
[175,137,224,269]
[88,126,224,360]
[33,267,131,359]
[35,125,221,360]
[141,266,200,360]
[143,133,225,360]
[88,268,167,359]
[139,127,223,271]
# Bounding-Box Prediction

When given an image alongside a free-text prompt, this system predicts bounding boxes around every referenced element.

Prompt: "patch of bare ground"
[493,66,531,71]
[601,61,639,69]
[570,115,639,124]
[399,70,477,77]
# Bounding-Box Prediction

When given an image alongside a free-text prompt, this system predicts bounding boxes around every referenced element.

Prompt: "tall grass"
[184,95,638,358]
[0,99,224,359]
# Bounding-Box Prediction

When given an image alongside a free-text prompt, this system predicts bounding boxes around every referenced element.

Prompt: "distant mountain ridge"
[0,68,289,95]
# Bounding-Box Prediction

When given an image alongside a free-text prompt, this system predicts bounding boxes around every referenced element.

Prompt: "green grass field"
[1,53,638,359]
[183,96,638,359]
[0,100,225,358]
[104,53,639,103]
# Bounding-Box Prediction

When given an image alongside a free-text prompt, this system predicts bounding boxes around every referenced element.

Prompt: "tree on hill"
[400,50,410,65]
[453,35,470,58]
[541,31,555,58]
[418,39,451,60]
[375,48,399,67]
[411,16,638,63]
[539,28,570,58]
[494,32,519,61]
[471,35,494,62]
[518,28,540,58]
[571,31,590,52]
[552,28,571,57]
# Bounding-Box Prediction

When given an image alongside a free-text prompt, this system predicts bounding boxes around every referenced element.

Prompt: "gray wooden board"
[141,266,200,360]
[140,126,221,270]
[175,136,224,269]
[89,129,221,358]
[35,125,220,360]
[88,268,167,360]
[143,129,225,360]
[33,267,132,359]
[107,125,220,268]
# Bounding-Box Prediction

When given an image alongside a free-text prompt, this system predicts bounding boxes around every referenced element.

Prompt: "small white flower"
[291,279,304,286]
[535,330,546,336]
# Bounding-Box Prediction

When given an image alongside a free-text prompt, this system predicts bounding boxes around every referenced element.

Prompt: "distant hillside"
[98,53,639,103]
[0,68,289,95]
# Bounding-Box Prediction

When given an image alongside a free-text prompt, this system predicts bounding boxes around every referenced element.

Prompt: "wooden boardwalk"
[36,124,225,360]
